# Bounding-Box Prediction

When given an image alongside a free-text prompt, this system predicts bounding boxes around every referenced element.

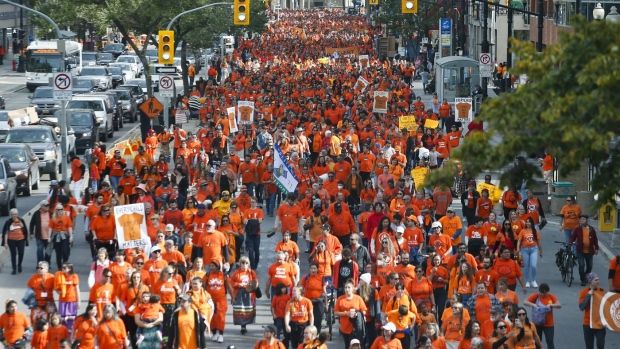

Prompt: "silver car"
[79,66,113,91]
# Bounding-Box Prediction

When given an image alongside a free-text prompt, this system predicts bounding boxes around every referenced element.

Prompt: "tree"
[426,19,620,205]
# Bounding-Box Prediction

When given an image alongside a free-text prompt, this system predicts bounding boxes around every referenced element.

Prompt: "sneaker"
[156,331,163,341]
[531,281,538,288]
[136,335,145,345]
[217,334,224,343]
[525,282,531,288]
[212,333,218,342]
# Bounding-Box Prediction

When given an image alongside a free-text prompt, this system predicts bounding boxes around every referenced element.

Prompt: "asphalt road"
[0,77,618,348]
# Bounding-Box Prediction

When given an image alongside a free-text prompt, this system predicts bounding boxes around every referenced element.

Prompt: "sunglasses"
[517,313,526,316]
[497,325,506,329]
[135,262,144,265]
[240,261,249,264]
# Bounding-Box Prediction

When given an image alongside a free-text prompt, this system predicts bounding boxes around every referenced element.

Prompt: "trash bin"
[552,181,576,197]
[577,191,596,217]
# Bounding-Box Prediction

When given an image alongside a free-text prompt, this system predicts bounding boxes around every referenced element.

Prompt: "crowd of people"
[0,7,618,349]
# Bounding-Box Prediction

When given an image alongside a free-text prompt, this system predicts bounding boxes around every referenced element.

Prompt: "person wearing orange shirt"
[492,248,526,292]
[578,272,606,349]
[475,189,493,221]
[95,304,127,349]
[275,232,300,262]
[608,255,620,292]
[540,151,554,195]
[239,155,259,197]
[358,146,376,183]
[0,300,31,348]
[168,294,207,349]
[90,205,117,258]
[370,322,402,349]
[560,196,582,243]
[89,268,116,321]
[335,280,368,349]
[441,302,467,347]
[438,210,463,250]
[475,256,498,294]
[254,325,287,349]
[143,246,168,286]
[133,146,153,176]
[328,202,357,246]
[205,262,229,341]
[201,219,229,268]
[73,304,98,349]
[106,150,127,192]
[49,204,74,270]
[428,222,452,259]
[438,99,451,130]
[69,154,85,202]
[47,312,69,349]
[284,287,314,349]
[464,218,487,256]
[266,251,298,297]
[501,186,522,220]
[523,283,561,349]
[276,194,303,241]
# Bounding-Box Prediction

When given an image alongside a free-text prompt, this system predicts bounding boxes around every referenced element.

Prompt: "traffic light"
[234,0,250,26]
[158,30,174,65]
[401,0,417,14]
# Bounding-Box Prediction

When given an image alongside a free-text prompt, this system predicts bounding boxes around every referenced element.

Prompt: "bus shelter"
[434,56,481,107]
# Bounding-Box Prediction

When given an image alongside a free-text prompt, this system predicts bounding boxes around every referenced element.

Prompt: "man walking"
[569,215,599,286]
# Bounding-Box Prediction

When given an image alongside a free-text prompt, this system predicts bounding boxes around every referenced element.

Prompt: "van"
[67,95,114,141]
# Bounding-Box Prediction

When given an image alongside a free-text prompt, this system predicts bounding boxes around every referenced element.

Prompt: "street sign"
[155,66,177,74]
[159,75,174,97]
[139,96,164,119]
[53,72,72,100]
[479,53,493,78]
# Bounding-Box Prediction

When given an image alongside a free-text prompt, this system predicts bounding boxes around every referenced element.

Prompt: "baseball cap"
[165,224,174,232]
[382,322,397,332]
[350,339,361,345]
[263,325,277,334]
[431,221,442,229]
[196,203,206,209]
[396,226,405,233]
[150,246,161,254]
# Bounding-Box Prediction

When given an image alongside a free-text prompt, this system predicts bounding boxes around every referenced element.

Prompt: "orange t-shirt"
[527,292,558,327]
[286,297,313,324]
[302,274,325,300]
[492,258,522,286]
[0,312,30,343]
[138,302,165,320]
[49,215,72,232]
[47,325,69,349]
[73,317,97,349]
[518,228,540,249]
[91,215,116,240]
[334,294,368,334]
[153,279,178,304]
[560,204,581,230]
[268,262,297,287]
[277,204,302,234]
[201,231,228,265]
[95,319,127,348]
[177,308,198,349]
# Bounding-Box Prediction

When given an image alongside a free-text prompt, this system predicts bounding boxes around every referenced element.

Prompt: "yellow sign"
[598,202,617,232]
[424,119,440,129]
[411,167,429,190]
[477,182,502,204]
[369,0,379,5]
[399,115,417,130]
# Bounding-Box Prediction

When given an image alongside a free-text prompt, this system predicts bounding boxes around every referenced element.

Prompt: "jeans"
[7,239,25,272]
[245,182,256,198]
[521,246,539,283]
[109,175,121,192]
[246,234,261,270]
[583,325,606,349]
[36,239,51,263]
[536,325,555,349]
[53,238,71,270]
[564,229,573,244]
[311,299,324,331]
[576,252,594,284]
[265,193,276,216]
[274,318,287,346]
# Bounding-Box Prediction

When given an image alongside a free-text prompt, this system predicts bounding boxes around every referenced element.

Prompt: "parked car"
[0,143,40,196]
[63,109,98,153]
[66,95,114,141]
[29,86,61,117]
[0,95,5,109]
[72,77,99,94]
[0,157,17,215]
[110,89,138,122]
[97,52,115,65]
[82,51,98,66]
[0,111,9,142]
[117,84,145,105]
[101,43,127,58]
[79,66,113,91]
[116,55,143,77]
[90,91,124,130]
[108,62,136,81]
[106,66,124,88]
[4,125,62,180]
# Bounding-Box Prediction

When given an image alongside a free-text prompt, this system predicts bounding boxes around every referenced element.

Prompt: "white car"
[79,66,113,91]
[108,62,136,81]
[116,55,143,77]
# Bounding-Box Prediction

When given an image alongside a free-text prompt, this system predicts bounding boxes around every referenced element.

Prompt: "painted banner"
[227,107,238,133]
[373,91,389,114]
[399,115,417,130]
[237,101,255,125]
[359,55,370,69]
[477,182,502,204]
[596,291,620,332]
[454,98,473,122]
[273,144,299,194]
[353,76,369,93]
[114,203,151,250]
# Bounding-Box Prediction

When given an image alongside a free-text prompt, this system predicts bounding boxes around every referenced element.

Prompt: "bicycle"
[554,241,576,287]
[323,283,336,341]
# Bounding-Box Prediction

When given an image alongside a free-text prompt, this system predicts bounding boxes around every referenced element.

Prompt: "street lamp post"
[607,6,620,22]
[593,3,605,20]
[166,2,232,29]
[481,1,490,98]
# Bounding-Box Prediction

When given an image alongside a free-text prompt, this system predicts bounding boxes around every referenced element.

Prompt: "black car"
[117,84,145,104]
[106,66,124,88]
[110,89,138,122]
[0,157,17,215]
[29,87,60,116]
[0,143,40,196]
[0,95,5,110]
[72,77,99,94]
[97,52,115,65]
[101,43,127,58]
[64,109,98,153]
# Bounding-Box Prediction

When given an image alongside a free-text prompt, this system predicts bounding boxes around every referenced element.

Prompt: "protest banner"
[114,203,150,250]
[454,97,473,122]
[399,115,417,130]
[237,101,255,125]
[373,91,389,114]
[227,107,238,133]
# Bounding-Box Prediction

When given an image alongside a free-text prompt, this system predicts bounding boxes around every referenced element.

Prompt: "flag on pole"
[273,144,299,194]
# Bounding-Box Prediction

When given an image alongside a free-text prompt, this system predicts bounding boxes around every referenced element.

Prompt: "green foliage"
[374,0,450,36]
[426,18,620,204]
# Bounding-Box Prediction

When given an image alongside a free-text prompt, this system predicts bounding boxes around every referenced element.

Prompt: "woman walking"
[1,208,29,274]
[49,204,73,270]
[95,304,128,349]
[516,218,542,288]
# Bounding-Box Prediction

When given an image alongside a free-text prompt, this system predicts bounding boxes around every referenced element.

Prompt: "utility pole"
[537,0,544,52]
[481,2,489,98]
[505,5,513,92]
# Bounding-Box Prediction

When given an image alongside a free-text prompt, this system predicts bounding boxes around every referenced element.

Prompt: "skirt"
[232,289,256,326]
